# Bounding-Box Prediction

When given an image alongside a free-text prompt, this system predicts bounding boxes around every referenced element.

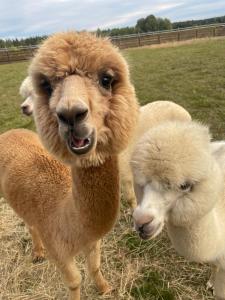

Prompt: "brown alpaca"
[0,32,138,300]
[0,129,71,262]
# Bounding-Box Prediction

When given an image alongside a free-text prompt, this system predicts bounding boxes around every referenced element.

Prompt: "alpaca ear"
[211,141,225,169]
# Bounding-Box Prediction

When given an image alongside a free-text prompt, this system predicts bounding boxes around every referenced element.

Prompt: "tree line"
[173,15,225,29]
[0,36,47,49]
[1,15,225,48]
[96,15,172,37]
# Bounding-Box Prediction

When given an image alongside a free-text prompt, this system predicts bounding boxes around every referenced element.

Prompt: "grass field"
[0,37,225,300]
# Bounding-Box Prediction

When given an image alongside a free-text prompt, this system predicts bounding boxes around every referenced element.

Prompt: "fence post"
[138,33,141,47]
[195,29,198,39]
[119,38,121,49]
[6,48,10,63]
[158,34,161,44]
[29,45,33,57]
[177,30,180,41]
[213,27,216,37]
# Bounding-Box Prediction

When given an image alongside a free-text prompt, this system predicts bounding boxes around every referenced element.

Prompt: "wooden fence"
[1,23,225,64]
[111,23,225,49]
[0,45,37,64]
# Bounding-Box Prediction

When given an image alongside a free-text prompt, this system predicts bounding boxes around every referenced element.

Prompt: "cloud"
[92,2,185,30]
[0,0,225,38]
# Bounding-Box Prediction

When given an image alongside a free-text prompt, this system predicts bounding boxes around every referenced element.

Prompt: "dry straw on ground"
[0,196,214,300]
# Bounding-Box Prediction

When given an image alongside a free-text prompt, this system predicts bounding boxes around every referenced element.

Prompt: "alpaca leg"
[214,267,225,300]
[56,258,82,300]
[84,240,112,294]
[28,225,45,263]
[122,176,137,209]
[207,265,218,291]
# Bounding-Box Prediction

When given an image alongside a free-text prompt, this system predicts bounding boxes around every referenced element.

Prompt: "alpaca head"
[29,32,139,166]
[132,121,225,240]
[20,76,34,116]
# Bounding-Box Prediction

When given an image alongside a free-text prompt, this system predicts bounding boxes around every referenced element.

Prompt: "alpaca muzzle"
[56,102,96,155]
[133,207,164,240]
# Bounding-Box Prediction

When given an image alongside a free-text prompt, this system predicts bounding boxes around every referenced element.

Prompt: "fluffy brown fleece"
[9,31,138,300]
[29,31,139,167]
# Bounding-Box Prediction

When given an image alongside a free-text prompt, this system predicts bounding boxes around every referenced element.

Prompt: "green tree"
[136,18,146,32]
[145,15,157,31]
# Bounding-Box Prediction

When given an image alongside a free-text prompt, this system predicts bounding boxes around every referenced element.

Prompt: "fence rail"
[1,23,225,64]
[110,23,225,49]
[0,46,37,64]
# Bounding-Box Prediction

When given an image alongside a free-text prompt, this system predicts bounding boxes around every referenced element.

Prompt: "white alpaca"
[19,76,34,116]
[132,120,225,300]
[120,101,191,207]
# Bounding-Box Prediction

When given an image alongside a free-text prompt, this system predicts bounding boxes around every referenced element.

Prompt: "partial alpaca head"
[20,76,34,116]
[29,32,138,166]
[132,121,225,240]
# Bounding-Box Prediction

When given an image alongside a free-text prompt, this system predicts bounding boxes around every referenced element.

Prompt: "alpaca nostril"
[57,112,69,125]
[138,224,145,233]
[74,107,88,122]
[21,105,28,113]
[137,222,150,233]
[56,104,89,127]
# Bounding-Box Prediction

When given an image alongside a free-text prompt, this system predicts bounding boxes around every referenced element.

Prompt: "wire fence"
[0,23,225,64]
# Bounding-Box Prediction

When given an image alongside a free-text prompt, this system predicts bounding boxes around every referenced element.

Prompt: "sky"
[1,0,225,39]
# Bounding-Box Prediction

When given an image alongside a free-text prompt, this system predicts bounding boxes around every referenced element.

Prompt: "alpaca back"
[119,101,191,186]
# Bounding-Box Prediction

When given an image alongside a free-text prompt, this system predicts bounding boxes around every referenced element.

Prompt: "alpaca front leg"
[84,240,112,294]
[207,265,218,292]
[56,258,82,300]
[214,267,225,300]
[28,225,45,263]
[122,177,137,209]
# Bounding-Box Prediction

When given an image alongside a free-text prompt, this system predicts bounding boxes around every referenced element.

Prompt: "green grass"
[0,61,34,133]
[0,37,224,299]
[125,37,225,139]
[131,270,176,300]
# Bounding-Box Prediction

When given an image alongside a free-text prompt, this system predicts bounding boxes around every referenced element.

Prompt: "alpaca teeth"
[67,130,94,154]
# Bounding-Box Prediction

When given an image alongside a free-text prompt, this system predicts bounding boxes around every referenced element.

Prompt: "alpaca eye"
[99,73,114,90]
[179,182,192,192]
[40,77,53,96]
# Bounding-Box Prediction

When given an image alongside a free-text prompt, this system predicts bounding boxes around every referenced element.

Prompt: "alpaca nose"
[57,103,89,126]
[133,207,154,227]
[21,105,32,116]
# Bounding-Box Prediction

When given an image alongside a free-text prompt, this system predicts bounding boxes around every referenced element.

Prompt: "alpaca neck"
[68,155,120,243]
[167,209,223,262]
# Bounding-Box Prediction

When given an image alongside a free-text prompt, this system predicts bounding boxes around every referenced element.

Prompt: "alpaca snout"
[133,207,163,240]
[56,102,89,127]
[21,97,33,116]
[56,102,97,155]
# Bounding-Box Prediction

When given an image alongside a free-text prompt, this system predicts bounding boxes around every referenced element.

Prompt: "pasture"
[0,37,225,299]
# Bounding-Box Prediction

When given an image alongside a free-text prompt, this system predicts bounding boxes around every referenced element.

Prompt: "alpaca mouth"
[67,130,95,155]
[138,222,163,240]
